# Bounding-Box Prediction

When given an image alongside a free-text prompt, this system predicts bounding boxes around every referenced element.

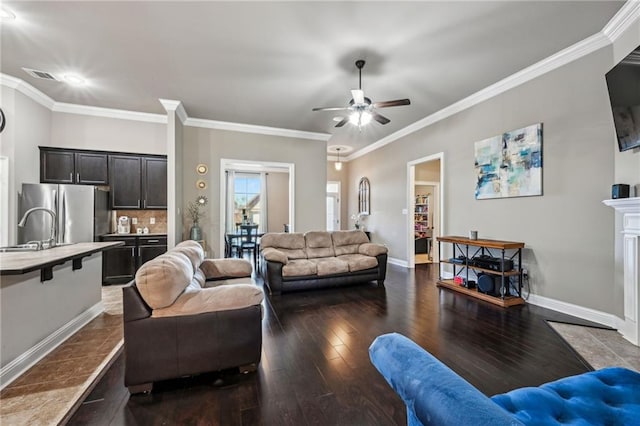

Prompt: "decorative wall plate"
[196,164,208,175]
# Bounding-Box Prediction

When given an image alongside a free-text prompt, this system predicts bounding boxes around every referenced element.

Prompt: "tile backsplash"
[111,210,167,234]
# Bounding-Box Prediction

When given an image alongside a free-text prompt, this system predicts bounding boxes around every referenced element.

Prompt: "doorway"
[326,181,340,231]
[407,153,444,268]
[219,159,294,258]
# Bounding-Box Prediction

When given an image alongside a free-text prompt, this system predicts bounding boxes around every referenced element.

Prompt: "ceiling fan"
[312,59,411,128]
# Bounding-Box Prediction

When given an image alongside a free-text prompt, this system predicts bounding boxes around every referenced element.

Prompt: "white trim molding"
[349,31,610,161]
[603,0,640,43]
[54,102,167,123]
[0,73,55,110]
[158,98,187,124]
[0,301,104,390]
[186,117,330,141]
[527,293,619,330]
[388,257,408,268]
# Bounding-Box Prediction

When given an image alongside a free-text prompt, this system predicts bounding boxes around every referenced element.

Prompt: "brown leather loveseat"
[123,240,264,394]
[259,230,388,295]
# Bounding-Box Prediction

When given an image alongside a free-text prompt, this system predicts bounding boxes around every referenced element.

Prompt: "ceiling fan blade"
[372,99,411,108]
[372,112,390,125]
[312,106,350,112]
[351,89,365,105]
[334,117,349,127]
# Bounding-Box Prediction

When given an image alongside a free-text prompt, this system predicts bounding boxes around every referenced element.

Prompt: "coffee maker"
[117,216,131,234]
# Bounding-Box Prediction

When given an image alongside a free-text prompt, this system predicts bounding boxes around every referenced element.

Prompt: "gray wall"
[0,88,52,245]
[348,45,623,315]
[50,112,166,154]
[182,126,326,257]
[267,171,289,233]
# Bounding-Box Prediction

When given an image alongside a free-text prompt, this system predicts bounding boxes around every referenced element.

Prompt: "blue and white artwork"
[474,123,543,199]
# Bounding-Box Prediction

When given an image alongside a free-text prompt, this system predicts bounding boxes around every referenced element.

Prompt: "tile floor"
[0,286,124,425]
[549,322,640,371]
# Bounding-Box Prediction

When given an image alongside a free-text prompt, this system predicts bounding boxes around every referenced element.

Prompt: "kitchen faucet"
[18,207,57,249]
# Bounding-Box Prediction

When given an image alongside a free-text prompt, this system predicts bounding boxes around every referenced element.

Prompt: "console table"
[437,236,525,308]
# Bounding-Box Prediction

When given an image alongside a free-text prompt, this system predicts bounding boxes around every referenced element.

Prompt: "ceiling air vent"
[22,67,60,81]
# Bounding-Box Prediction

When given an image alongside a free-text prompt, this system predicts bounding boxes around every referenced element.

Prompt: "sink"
[0,243,41,253]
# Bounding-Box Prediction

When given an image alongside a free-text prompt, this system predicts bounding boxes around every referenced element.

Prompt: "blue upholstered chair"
[369,333,640,426]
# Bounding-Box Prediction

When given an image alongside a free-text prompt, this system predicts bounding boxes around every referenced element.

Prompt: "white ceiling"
[0,1,625,154]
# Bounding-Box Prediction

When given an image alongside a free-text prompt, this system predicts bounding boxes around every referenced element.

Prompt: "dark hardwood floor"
[68,263,597,425]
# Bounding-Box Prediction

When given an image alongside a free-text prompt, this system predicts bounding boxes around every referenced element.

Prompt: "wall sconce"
[196,164,208,175]
[196,180,207,189]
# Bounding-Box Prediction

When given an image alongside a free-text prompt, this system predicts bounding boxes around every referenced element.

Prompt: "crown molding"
[158,99,187,124]
[349,31,611,161]
[0,73,55,109]
[53,102,167,123]
[185,117,331,141]
[603,0,640,43]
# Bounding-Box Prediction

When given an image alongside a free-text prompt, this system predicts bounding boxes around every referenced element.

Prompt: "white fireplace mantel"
[603,197,640,346]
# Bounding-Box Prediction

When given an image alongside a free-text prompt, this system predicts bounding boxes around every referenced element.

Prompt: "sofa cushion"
[359,242,388,257]
[200,258,252,279]
[492,367,640,425]
[203,277,256,287]
[135,252,193,309]
[173,240,204,271]
[337,254,379,272]
[151,284,264,318]
[305,231,335,259]
[261,247,289,264]
[308,257,349,276]
[260,232,307,259]
[282,259,317,277]
[332,230,370,255]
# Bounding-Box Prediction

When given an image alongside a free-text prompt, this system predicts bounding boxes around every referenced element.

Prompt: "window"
[234,173,261,226]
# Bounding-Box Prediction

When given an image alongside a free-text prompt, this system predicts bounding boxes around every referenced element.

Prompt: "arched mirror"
[358,177,370,215]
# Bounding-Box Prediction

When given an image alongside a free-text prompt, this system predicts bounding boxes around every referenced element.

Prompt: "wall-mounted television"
[605,46,640,152]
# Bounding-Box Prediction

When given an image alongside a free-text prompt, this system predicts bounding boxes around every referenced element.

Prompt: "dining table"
[224,231,265,260]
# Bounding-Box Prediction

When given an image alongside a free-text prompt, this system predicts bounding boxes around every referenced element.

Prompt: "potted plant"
[187,195,208,240]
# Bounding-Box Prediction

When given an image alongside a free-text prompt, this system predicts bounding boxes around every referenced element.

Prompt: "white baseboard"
[0,301,104,390]
[526,294,619,328]
[388,257,408,267]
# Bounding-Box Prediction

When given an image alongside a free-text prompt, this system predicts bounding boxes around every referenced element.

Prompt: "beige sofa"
[259,230,388,295]
[123,240,264,393]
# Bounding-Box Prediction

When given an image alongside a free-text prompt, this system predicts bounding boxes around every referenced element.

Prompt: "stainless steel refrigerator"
[18,183,111,244]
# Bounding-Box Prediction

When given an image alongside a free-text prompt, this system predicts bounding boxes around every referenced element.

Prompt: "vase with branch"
[187,195,208,240]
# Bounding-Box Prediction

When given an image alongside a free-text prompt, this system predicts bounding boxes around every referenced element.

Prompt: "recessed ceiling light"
[0,8,16,20]
[63,74,86,86]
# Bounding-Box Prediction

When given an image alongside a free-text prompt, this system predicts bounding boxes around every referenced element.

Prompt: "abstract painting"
[474,123,543,199]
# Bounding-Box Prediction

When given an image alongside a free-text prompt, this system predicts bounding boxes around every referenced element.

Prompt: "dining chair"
[239,224,259,268]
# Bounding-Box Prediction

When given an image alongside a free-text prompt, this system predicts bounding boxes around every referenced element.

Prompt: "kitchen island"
[0,242,123,387]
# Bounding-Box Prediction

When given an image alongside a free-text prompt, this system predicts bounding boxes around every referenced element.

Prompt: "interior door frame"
[220,158,295,258]
[326,180,341,231]
[407,152,445,269]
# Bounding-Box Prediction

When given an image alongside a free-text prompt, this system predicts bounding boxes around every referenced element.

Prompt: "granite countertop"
[102,233,167,237]
[0,241,124,275]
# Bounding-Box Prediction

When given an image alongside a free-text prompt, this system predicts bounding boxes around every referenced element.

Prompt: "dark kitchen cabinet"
[142,157,167,209]
[101,235,137,285]
[101,235,167,285]
[138,236,168,266]
[109,155,142,209]
[109,155,167,210]
[40,148,108,185]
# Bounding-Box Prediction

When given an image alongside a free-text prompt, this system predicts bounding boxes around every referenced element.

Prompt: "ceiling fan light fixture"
[350,110,372,127]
